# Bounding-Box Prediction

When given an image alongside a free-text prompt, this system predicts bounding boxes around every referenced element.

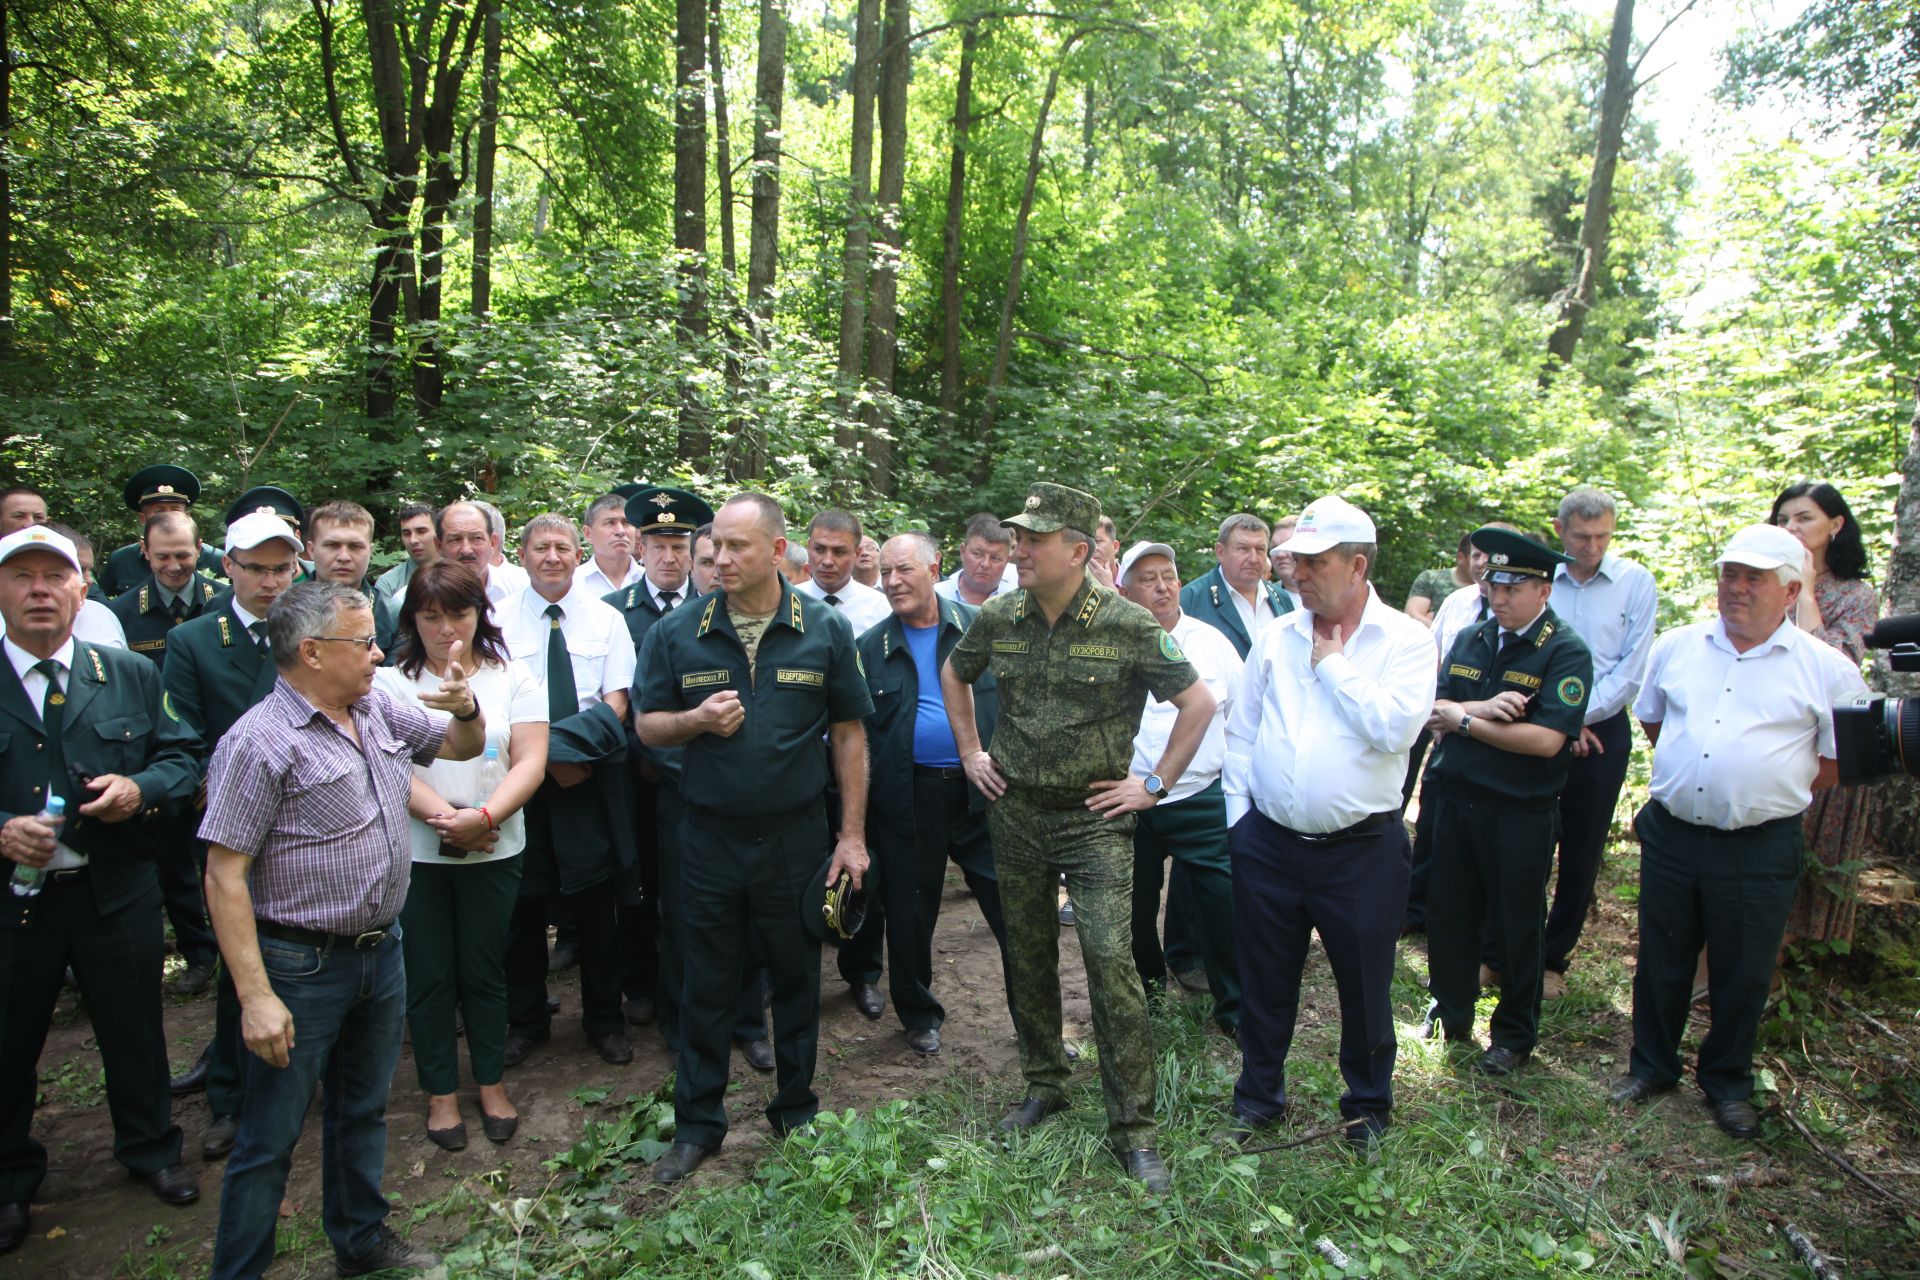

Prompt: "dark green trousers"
[673,805,828,1148]
[1426,789,1557,1052]
[1629,802,1802,1102]
[1130,780,1241,1031]
[400,855,522,1094]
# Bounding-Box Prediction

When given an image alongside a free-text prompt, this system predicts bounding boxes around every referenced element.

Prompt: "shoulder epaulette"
[1076,590,1103,629]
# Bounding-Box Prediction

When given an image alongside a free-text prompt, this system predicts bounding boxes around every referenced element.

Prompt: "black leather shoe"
[1223,1106,1282,1145]
[1710,1098,1761,1140]
[1119,1147,1171,1192]
[1608,1075,1672,1105]
[1474,1045,1531,1076]
[132,1163,200,1206]
[167,959,217,997]
[736,1036,775,1072]
[851,982,885,1020]
[593,1032,633,1065]
[1171,966,1210,995]
[999,1095,1070,1132]
[905,1027,940,1055]
[652,1141,714,1184]
[1343,1117,1388,1152]
[0,1203,29,1254]
[337,1223,440,1276]
[623,995,657,1026]
[481,1112,519,1144]
[201,1113,240,1161]
[502,1031,547,1069]
[169,1044,212,1095]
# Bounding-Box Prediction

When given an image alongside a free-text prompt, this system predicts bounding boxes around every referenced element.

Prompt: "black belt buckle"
[352,929,386,950]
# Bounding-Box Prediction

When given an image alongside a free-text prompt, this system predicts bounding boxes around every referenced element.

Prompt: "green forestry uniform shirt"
[1425,606,1591,806]
[108,573,223,665]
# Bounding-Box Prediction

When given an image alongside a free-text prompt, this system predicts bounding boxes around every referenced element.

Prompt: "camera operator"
[1609,524,1867,1141]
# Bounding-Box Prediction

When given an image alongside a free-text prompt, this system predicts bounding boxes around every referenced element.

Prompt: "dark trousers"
[0,877,181,1205]
[1426,790,1556,1052]
[878,770,1011,1031]
[156,823,217,968]
[1628,802,1802,1102]
[1544,711,1633,973]
[506,886,623,1040]
[1402,762,1439,932]
[655,788,767,1054]
[401,856,521,1093]
[1130,781,1241,1031]
[208,965,247,1119]
[1231,811,1408,1125]
[832,785,887,990]
[674,806,829,1148]
[620,770,660,1001]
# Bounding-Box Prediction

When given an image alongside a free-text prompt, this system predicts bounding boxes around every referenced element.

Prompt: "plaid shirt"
[200,675,447,934]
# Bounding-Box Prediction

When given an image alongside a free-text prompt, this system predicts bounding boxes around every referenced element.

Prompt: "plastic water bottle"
[475,742,507,806]
[10,795,66,898]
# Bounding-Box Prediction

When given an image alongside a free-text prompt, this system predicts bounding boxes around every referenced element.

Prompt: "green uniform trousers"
[990,788,1156,1148]
[1130,780,1241,1032]
[399,855,522,1095]
[1628,801,1802,1102]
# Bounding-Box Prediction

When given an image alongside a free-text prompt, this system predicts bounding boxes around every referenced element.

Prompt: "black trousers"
[1130,781,1242,1031]
[1402,761,1440,933]
[877,770,1011,1031]
[506,887,623,1040]
[1544,711,1633,973]
[619,768,660,1002]
[155,822,217,968]
[1231,810,1408,1125]
[0,877,181,1204]
[1629,802,1802,1102]
[831,784,887,990]
[654,788,767,1053]
[1427,790,1556,1052]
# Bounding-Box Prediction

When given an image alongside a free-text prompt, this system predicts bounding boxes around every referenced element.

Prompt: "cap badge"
[656,512,673,522]
[1025,494,1042,509]
[1491,553,1509,565]
[157,484,175,494]
[254,505,274,516]
[650,492,674,508]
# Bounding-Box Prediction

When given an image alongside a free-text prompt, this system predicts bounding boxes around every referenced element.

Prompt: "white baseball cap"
[1281,496,1377,557]
[0,524,82,573]
[225,510,305,555]
[1116,541,1177,587]
[1715,523,1806,573]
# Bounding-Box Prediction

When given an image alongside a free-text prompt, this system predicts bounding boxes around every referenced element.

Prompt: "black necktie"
[34,660,74,810]
[823,594,841,607]
[168,595,187,625]
[1498,630,1527,662]
[544,603,578,721]
[659,590,678,612]
[249,620,268,654]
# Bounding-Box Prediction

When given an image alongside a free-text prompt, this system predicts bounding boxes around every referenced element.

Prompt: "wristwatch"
[1143,774,1167,801]
[1456,713,1474,738]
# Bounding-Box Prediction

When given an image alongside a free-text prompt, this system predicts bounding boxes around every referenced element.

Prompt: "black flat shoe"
[1710,1098,1761,1140]
[481,1113,519,1144]
[427,1120,467,1152]
[1473,1045,1531,1076]
[201,1113,239,1161]
[999,1095,1070,1132]
[905,1027,940,1056]
[593,1032,633,1065]
[736,1037,775,1072]
[167,959,217,997]
[850,982,885,1020]
[0,1203,29,1255]
[1608,1075,1672,1105]
[131,1163,200,1206]
[169,1045,212,1096]
[651,1141,714,1184]
[1119,1147,1171,1192]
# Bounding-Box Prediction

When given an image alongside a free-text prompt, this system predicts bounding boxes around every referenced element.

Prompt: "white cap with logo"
[1714,524,1807,573]
[225,511,305,555]
[1281,496,1376,557]
[0,524,83,573]
[1116,540,1177,588]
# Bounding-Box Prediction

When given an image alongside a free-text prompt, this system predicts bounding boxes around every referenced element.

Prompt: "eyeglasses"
[232,560,297,578]
[313,635,381,652]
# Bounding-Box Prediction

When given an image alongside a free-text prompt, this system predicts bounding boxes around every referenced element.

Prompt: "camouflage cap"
[1001,482,1100,538]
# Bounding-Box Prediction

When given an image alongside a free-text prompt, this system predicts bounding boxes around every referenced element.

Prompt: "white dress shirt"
[5,635,85,868]
[1228,582,1283,643]
[646,575,690,613]
[574,554,644,598]
[1129,612,1244,802]
[484,561,530,606]
[1224,586,1437,832]
[498,583,636,714]
[798,575,891,635]
[1551,554,1657,724]
[1431,583,1488,663]
[1635,617,1866,830]
[935,562,1020,603]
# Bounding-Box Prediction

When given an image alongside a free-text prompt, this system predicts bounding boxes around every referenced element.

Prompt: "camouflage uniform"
[945,484,1199,1149]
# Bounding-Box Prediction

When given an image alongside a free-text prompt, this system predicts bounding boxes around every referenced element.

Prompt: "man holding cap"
[1423,527,1594,1076]
[99,465,225,599]
[940,483,1215,1193]
[1116,539,1245,1036]
[0,526,205,1253]
[1221,497,1435,1148]
[1610,524,1865,1139]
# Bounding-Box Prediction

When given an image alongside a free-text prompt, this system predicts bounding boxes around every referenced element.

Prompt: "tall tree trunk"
[935,24,977,444]
[746,0,786,319]
[1874,382,1920,861]
[0,0,13,356]
[1081,80,1095,173]
[1545,0,1634,371]
[835,0,880,455]
[861,0,910,494]
[709,0,736,275]
[472,0,502,318]
[360,0,418,423]
[675,0,711,461]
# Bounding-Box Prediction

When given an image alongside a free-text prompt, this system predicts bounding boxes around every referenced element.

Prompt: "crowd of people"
[0,466,1883,1275]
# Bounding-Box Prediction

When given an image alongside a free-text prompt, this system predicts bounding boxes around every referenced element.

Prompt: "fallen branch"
[1781,1101,1920,1214]
[1017,1243,1065,1264]
[1313,1237,1352,1269]
[1697,1165,1790,1192]
[1836,996,1911,1045]
[1779,1221,1842,1280]
[1238,1123,1352,1156]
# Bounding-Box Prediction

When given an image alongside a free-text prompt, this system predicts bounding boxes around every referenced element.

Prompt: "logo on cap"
[27,530,47,542]
[656,512,673,523]
[158,484,175,494]
[650,492,674,508]
[1025,494,1041,509]
[1491,553,1509,565]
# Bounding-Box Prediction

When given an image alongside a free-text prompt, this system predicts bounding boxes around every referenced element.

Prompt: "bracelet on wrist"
[453,701,480,722]
[477,805,497,831]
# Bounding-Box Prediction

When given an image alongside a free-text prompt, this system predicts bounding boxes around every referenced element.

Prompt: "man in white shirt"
[934,513,1019,605]
[437,502,524,608]
[574,493,645,597]
[1116,541,1245,1035]
[496,515,639,1069]
[472,501,530,597]
[1221,497,1435,1147]
[1611,524,1866,1140]
[1540,490,1657,997]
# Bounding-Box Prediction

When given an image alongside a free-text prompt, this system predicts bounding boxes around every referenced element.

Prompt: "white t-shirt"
[375,659,548,864]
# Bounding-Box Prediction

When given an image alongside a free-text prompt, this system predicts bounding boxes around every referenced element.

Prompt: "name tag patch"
[1069,644,1120,660]
[682,669,732,689]
[1448,664,1482,680]
[991,641,1029,654]
[131,639,167,652]
[776,668,824,687]
[1502,671,1542,690]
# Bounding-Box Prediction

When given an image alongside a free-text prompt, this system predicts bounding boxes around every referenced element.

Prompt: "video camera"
[1832,614,1920,784]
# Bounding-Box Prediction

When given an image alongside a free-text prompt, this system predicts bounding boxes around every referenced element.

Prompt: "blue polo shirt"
[904,622,960,766]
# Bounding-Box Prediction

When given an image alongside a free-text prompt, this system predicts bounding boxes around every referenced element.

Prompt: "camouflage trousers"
[987,788,1156,1148]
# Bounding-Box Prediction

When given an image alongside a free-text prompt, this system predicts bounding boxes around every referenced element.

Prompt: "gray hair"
[519,513,581,551]
[583,493,626,526]
[1557,489,1617,523]
[781,542,809,574]
[887,530,941,569]
[268,581,368,672]
[961,512,1010,547]
[471,500,507,542]
[1330,541,1377,579]
[1217,513,1270,545]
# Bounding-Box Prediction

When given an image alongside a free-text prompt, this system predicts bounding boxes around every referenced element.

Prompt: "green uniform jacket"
[161,602,281,750]
[533,700,638,896]
[855,598,1001,836]
[637,579,873,819]
[105,572,223,665]
[100,540,224,599]
[0,641,203,923]
[1178,564,1292,660]
[947,572,1199,808]
[1426,605,1594,807]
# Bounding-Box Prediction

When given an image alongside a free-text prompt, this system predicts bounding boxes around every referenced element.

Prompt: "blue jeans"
[210,928,407,1280]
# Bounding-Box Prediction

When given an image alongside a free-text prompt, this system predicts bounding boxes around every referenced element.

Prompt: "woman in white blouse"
[376,562,548,1149]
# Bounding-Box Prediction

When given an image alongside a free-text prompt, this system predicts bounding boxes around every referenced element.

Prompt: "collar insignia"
[1076,589,1102,629]
[218,615,233,647]
[697,594,718,637]
[88,647,106,682]
[789,590,805,632]
[1536,620,1554,648]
